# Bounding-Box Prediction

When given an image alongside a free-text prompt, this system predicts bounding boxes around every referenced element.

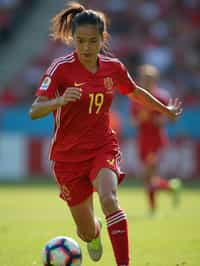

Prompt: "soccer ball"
[42,236,82,266]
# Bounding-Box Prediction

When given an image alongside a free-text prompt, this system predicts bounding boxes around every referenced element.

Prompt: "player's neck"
[84,63,98,73]
[79,56,99,74]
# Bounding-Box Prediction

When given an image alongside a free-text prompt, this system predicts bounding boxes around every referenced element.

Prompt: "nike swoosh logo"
[74,82,86,87]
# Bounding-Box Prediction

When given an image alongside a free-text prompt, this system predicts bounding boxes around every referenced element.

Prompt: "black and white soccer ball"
[42,236,82,266]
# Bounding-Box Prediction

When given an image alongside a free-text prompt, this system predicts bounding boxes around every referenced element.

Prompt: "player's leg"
[52,161,100,247]
[59,186,100,244]
[75,198,103,262]
[143,155,181,211]
[142,151,170,212]
[69,196,99,242]
[92,167,130,266]
[142,153,158,213]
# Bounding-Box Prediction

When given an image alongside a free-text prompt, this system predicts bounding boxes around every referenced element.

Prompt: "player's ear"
[71,38,75,47]
[102,31,108,42]
[100,32,108,49]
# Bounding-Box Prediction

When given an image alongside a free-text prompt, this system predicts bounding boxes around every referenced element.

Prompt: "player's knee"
[77,227,96,242]
[100,192,118,215]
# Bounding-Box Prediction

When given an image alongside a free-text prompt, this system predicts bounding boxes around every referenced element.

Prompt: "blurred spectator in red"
[130,64,182,213]
[0,0,35,42]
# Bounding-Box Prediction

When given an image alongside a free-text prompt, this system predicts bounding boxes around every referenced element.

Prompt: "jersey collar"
[73,51,102,76]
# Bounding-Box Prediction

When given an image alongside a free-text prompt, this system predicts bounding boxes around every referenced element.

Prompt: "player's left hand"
[166,98,183,120]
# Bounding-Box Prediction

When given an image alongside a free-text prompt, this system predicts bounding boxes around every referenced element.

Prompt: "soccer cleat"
[169,178,182,207]
[87,218,103,261]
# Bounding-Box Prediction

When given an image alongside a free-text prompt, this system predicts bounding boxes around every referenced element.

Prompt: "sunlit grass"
[0,179,200,266]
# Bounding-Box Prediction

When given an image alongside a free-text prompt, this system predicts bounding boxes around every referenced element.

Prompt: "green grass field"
[1,179,200,266]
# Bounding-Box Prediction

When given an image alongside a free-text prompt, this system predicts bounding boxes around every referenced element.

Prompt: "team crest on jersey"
[107,158,115,166]
[61,185,71,202]
[104,77,113,94]
[40,76,51,90]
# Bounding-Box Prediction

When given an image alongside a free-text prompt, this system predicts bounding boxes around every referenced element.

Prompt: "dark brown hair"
[51,1,109,45]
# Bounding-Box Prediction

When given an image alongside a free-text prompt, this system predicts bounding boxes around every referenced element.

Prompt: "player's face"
[73,25,103,65]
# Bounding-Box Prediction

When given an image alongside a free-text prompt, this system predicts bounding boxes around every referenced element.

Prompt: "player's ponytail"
[51,2,85,44]
[50,1,113,56]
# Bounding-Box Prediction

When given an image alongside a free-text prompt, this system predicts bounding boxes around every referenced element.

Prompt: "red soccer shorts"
[52,149,125,207]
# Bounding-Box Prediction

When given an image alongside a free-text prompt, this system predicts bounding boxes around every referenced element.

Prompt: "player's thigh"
[92,168,120,215]
[90,148,124,191]
[90,149,122,207]
[69,195,96,235]
[93,168,118,196]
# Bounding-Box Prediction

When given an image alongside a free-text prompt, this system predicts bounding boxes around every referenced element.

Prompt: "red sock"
[147,186,156,210]
[106,209,130,266]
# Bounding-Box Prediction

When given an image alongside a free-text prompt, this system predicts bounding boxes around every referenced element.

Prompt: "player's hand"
[166,98,183,120]
[58,87,82,106]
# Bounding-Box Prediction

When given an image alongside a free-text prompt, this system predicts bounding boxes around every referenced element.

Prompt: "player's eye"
[90,39,97,43]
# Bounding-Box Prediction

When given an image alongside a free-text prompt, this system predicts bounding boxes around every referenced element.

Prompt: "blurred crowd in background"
[0,0,200,107]
[0,0,35,105]
[0,0,34,43]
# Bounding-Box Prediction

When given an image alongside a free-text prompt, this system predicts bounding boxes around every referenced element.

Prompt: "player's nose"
[83,43,90,51]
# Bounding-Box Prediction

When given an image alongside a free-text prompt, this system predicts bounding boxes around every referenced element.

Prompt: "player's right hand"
[58,87,82,106]
[166,98,183,120]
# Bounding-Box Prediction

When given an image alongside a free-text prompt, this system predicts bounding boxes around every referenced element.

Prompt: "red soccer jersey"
[131,87,170,153]
[36,51,137,162]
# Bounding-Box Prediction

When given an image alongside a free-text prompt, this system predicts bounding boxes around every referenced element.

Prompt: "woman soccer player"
[130,64,182,214]
[29,2,182,265]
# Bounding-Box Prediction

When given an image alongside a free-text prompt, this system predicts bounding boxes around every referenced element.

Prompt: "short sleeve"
[36,63,61,99]
[115,62,137,95]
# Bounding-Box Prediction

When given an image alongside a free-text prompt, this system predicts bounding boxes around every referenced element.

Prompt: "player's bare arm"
[29,87,82,119]
[128,85,183,120]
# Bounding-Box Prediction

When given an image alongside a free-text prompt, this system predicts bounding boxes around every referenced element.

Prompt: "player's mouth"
[82,53,93,58]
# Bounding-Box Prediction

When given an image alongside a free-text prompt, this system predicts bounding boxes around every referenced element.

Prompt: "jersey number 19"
[89,93,104,114]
